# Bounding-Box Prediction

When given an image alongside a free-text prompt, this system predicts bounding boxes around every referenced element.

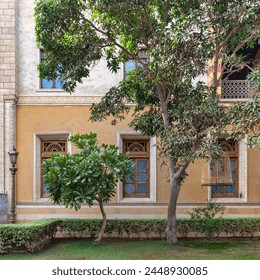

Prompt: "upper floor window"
[124,49,148,79]
[40,50,63,89]
[124,60,136,76]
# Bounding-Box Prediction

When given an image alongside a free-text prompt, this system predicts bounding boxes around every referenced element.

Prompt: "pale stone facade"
[0,0,260,223]
[0,0,18,220]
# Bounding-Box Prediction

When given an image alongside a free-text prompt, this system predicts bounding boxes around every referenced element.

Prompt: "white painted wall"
[18,0,123,97]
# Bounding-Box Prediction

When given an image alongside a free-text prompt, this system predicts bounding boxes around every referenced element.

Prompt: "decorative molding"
[3,95,18,103]
[18,95,103,106]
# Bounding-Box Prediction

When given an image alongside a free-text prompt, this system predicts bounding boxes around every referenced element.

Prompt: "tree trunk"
[157,91,182,244]
[167,159,181,244]
[95,198,107,243]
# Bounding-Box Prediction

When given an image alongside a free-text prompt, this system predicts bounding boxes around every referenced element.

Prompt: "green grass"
[1,239,260,260]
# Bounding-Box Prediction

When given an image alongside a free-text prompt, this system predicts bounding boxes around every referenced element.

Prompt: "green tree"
[35,0,260,243]
[228,96,260,147]
[228,65,260,147]
[43,133,133,243]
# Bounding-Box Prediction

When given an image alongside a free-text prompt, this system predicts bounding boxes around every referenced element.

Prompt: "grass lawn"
[1,239,260,260]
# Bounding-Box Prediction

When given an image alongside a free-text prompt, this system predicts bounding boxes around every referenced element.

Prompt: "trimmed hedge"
[58,219,168,239]
[59,218,260,239]
[1,218,260,253]
[0,219,59,253]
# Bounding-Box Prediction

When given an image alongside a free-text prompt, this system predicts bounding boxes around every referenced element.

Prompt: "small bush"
[188,202,226,219]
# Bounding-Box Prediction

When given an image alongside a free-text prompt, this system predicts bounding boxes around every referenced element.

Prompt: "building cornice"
[17,95,103,106]
[3,95,18,103]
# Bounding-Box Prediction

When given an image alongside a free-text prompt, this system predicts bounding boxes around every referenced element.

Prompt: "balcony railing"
[221,80,258,99]
[0,191,8,223]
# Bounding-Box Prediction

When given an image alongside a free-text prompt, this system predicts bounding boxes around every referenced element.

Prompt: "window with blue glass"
[40,50,63,89]
[124,49,147,79]
[123,139,150,198]
[212,140,238,198]
[124,60,138,79]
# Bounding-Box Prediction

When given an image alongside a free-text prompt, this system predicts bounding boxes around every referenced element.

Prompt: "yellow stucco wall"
[16,105,211,203]
[248,147,260,202]
[16,105,260,220]
[16,105,138,202]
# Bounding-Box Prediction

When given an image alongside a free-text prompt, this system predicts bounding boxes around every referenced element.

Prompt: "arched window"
[41,140,67,197]
[123,139,150,198]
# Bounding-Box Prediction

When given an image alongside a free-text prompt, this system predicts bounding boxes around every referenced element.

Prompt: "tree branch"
[174,137,201,179]
[81,14,140,61]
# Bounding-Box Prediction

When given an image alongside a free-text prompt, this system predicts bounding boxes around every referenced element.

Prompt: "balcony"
[221,80,258,100]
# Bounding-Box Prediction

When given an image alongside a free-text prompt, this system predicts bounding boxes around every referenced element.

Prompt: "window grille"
[221,80,258,99]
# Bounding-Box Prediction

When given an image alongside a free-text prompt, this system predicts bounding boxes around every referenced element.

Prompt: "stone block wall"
[0,0,18,218]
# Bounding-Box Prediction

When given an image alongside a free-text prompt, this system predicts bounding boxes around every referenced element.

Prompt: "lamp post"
[8,148,18,224]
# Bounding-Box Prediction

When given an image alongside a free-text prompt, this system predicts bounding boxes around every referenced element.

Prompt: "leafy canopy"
[36,0,260,174]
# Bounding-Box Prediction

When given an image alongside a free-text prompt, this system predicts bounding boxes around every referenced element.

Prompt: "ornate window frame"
[33,132,71,202]
[117,131,157,203]
[123,138,150,198]
[209,137,248,203]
